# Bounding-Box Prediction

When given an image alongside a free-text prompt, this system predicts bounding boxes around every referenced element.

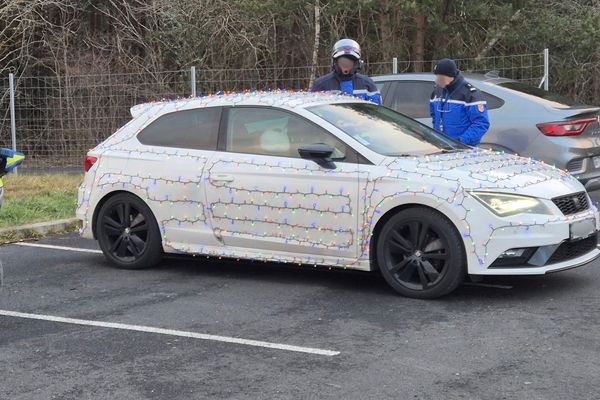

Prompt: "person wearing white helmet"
[311,38,381,104]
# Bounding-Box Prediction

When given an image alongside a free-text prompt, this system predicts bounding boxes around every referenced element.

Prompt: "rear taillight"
[536,118,597,136]
[84,156,97,172]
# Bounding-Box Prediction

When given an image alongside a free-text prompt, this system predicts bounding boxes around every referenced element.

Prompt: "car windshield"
[307,102,467,157]
[497,82,586,109]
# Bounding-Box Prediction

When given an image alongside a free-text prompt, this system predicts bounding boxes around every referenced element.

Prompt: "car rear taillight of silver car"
[537,118,598,137]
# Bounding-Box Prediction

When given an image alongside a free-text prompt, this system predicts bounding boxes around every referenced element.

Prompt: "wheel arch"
[92,190,154,239]
[368,199,468,271]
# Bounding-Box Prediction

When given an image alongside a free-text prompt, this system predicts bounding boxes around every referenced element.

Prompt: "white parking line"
[15,242,102,254]
[0,310,340,357]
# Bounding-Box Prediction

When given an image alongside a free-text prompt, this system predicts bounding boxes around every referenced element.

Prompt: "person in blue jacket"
[311,39,381,105]
[429,58,490,146]
[0,148,25,211]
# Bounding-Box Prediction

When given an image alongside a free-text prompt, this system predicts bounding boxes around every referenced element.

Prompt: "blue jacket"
[0,147,24,175]
[311,72,381,104]
[429,75,490,146]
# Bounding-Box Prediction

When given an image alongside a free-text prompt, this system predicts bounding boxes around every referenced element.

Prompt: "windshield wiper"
[427,148,464,155]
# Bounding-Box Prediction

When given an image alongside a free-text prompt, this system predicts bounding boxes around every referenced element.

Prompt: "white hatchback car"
[77,91,600,298]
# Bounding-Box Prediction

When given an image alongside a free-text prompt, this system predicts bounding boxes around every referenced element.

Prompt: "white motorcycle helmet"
[332,39,364,76]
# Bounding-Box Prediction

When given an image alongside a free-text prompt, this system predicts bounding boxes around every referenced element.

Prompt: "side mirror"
[298,143,336,169]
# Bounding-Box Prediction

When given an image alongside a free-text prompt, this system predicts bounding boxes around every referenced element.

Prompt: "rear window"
[137,107,221,150]
[498,82,584,108]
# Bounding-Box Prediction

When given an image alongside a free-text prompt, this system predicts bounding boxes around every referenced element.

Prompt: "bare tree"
[309,0,321,87]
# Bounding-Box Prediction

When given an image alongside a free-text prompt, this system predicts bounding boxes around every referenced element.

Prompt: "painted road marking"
[15,242,102,254]
[0,310,340,356]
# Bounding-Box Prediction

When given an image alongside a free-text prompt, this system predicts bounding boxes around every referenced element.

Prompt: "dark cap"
[434,58,459,77]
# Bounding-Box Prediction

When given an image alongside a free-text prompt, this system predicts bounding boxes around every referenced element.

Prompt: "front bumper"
[478,245,599,276]
[474,211,600,276]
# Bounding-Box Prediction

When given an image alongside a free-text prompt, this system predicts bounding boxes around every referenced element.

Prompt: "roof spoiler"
[484,70,500,79]
[130,102,165,119]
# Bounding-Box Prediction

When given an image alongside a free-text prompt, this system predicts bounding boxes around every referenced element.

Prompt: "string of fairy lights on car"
[78,90,597,269]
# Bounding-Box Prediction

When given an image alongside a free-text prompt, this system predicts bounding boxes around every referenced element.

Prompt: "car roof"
[372,72,516,85]
[130,91,369,118]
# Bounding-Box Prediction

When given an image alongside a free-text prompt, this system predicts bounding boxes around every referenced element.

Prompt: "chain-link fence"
[396,52,548,87]
[0,52,547,171]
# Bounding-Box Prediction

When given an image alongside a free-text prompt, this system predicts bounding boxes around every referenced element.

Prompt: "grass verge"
[0,174,82,242]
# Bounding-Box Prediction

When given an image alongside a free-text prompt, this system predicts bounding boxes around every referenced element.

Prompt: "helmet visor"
[335,57,356,75]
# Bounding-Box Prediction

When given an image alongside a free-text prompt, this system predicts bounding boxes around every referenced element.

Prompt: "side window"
[388,81,433,118]
[480,91,505,110]
[225,107,349,160]
[137,107,221,150]
[375,81,393,104]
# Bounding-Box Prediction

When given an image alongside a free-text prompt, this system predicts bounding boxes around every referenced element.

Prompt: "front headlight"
[469,192,553,217]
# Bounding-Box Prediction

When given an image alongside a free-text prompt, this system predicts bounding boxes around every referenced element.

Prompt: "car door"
[204,106,361,261]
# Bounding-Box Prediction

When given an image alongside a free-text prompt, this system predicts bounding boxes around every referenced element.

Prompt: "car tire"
[96,193,163,269]
[375,207,466,299]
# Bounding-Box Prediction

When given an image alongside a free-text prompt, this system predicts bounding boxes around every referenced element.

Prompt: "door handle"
[210,174,235,182]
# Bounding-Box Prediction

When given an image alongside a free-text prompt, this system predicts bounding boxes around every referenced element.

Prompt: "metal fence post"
[543,48,549,91]
[190,66,197,97]
[8,73,17,175]
[392,57,398,74]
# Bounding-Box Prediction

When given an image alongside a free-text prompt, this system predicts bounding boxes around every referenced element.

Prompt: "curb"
[0,218,80,241]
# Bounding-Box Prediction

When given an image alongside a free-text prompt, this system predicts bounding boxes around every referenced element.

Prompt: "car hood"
[385,149,584,199]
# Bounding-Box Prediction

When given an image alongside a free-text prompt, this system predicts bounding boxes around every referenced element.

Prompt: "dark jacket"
[311,72,381,104]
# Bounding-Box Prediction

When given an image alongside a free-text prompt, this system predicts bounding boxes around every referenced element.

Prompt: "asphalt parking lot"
[1,233,600,399]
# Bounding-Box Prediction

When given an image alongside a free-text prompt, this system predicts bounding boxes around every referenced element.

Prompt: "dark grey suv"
[373,73,600,193]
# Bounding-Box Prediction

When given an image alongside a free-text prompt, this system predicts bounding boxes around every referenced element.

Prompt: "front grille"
[552,192,589,216]
[546,233,598,265]
[566,158,584,173]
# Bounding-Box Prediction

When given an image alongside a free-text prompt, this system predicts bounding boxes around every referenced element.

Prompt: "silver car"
[373,73,600,194]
